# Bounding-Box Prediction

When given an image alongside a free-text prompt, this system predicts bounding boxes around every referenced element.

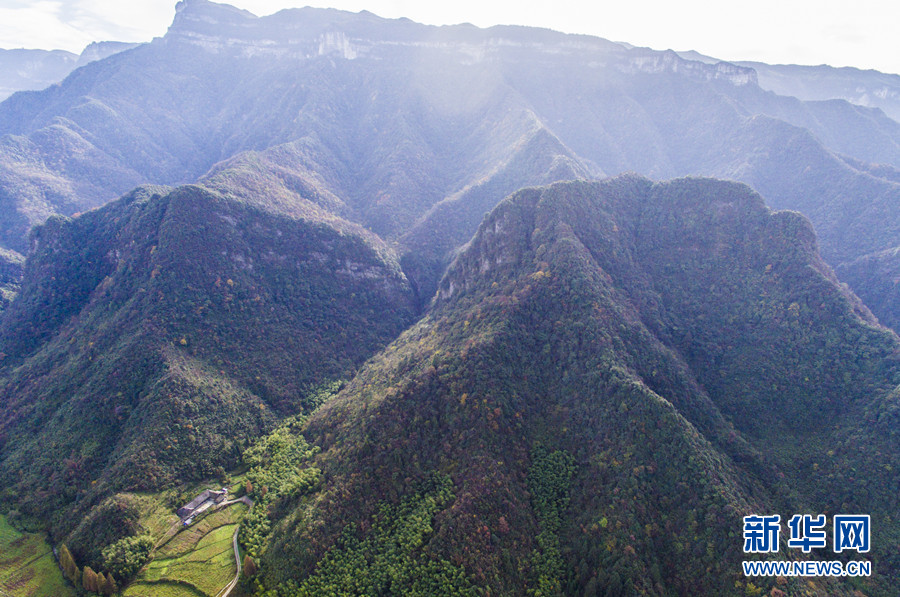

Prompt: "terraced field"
[0,514,75,597]
[124,504,246,597]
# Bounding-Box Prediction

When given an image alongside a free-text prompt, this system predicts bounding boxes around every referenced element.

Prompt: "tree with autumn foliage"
[58,543,79,584]
[82,565,99,593]
[102,573,118,596]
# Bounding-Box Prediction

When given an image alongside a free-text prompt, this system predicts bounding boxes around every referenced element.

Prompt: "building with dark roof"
[177,489,226,519]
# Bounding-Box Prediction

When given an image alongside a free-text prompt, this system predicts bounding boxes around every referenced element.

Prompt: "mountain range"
[1,2,899,596]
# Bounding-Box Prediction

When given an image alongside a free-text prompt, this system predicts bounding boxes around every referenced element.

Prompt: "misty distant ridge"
[0,48,75,101]
[75,41,140,67]
[741,62,900,122]
[166,0,900,123]
[163,0,758,90]
[0,42,137,101]
[2,0,898,120]
[165,0,643,67]
[675,50,900,121]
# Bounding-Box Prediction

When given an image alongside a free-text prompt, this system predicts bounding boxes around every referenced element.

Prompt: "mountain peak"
[174,0,254,16]
[171,0,257,34]
[75,41,139,67]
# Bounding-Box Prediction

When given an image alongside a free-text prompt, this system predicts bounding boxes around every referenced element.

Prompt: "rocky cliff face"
[623,48,757,85]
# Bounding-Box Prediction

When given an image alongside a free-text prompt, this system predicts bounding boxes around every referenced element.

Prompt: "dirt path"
[214,497,254,597]
[223,496,253,508]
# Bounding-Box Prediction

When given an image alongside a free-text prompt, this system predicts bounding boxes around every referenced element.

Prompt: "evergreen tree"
[103,573,118,596]
[58,543,78,582]
[82,565,98,593]
[243,554,258,577]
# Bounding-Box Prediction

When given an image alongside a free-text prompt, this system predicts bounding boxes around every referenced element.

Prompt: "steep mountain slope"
[0,4,890,238]
[0,172,416,540]
[0,4,587,253]
[400,125,591,307]
[703,116,900,264]
[248,177,900,596]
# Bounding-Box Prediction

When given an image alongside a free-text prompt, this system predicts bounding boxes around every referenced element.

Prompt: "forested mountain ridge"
[1,1,900,330]
[244,177,900,596]
[0,169,417,542]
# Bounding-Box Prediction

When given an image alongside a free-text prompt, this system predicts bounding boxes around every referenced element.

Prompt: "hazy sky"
[0,0,897,74]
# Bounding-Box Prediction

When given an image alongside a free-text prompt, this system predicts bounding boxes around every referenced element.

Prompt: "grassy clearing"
[130,493,181,541]
[0,514,75,597]
[124,503,245,597]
